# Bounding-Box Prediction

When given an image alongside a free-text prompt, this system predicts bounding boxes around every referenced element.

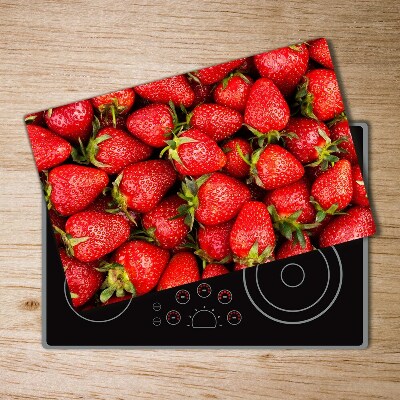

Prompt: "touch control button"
[227,310,242,325]
[166,310,181,325]
[175,289,190,304]
[153,317,161,326]
[218,289,232,304]
[197,283,212,298]
[153,302,161,311]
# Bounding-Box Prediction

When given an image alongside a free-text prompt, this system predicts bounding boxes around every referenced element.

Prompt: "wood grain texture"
[0,0,399,399]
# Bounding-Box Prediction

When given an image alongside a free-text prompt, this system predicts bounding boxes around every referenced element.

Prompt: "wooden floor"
[0,1,399,399]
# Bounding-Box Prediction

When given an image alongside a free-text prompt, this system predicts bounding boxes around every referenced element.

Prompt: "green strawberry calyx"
[174,175,210,230]
[306,128,348,171]
[237,145,265,188]
[130,227,157,244]
[110,173,137,225]
[220,71,250,90]
[42,171,53,210]
[327,111,347,128]
[96,261,136,303]
[72,117,112,168]
[244,124,298,147]
[97,97,127,128]
[52,225,88,257]
[295,77,317,120]
[267,205,319,249]
[194,249,232,269]
[233,241,274,268]
[24,115,37,124]
[309,196,347,221]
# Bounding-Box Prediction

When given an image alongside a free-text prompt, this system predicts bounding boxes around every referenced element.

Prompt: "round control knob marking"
[153,317,161,326]
[176,289,190,304]
[218,289,232,304]
[227,310,242,325]
[197,283,212,298]
[166,310,181,325]
[153,302,161,311]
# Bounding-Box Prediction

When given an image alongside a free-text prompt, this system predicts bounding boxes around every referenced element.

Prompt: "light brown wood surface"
[0,1,399,399]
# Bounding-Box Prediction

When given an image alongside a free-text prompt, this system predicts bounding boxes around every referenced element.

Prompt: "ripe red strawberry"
[163,128,226,176]
[47,165,109,216]
[222,137,252,179]
[113,240,170,296]
[276,235,313,260]
[45,100,94,143]
[202,264,229,279]
[213,74,253,112]
[60,248,103,308]
[319,206,375,247]
[73,126,152,175]
[49,209,67,245]
[329,118,357,165]
[189,103,243,142]
[191,58,245,85]
[197,220,234,262]
[25,111,44,125]
[91,88,135,127]
[233,254,275,270]
[157,252,200,291]
[179,173,251,228]
[251,144,304,190]
[58,211,130,262]
[134,75,195,108]
[296,69,344,121]
[308,38,334,69]
[284,117,335,164]
[311,159,353,212]
[254,43,309,96]
[189,80,213,107]
[264,178,316,224]
[230,201,275,267]
[112,159,176,214]
[351,164,369,207]
[126,103,174,148]
[27,125,71,172]
[141,195,189,249]
[244,78,290,133]
[84,195,138,226]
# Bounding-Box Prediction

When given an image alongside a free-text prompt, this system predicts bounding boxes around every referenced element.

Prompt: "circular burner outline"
[244,247,343,324]
[64,279,133,323]
[255,250,330,313]
[280,263,306,288]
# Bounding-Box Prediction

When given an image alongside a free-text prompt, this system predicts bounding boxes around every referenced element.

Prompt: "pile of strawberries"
[26,38,375,310]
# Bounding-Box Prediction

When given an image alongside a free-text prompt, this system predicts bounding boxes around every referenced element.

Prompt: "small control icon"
[227,310,242,325]
[218,289,232,304]
[175,289,190,304]
[166,310,181,325]
[153,317,161,326]
[197,283,212,298]
[153,302,161,311]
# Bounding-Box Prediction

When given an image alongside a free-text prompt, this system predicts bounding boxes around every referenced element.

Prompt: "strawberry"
[111,240,170,296]
[189,103,243,142]
[213,73,253,112]
[329,117,358,165]
[56,211,130,262]
[126,103,174,148]
[202,264,229,279]
[197,220,234,262]
[27,125,71,172]
[72,125,152,175]
[162,128,226,177]
[276,235,313,260]
[44,100,94,143]
[47,165,109,216]
[60,249,104,308]
[351,164,369,207]
[84,195,138,226]
[25,111,44,125]
[49,209,67,245]
[112,159,176,214]
[189,80,213,107]
[249,144,304,190]
[284,117,345,167]
[244,78,290,134]
[296,69,344,121]
[237,57,257,75]
[319,206,375,247]
[91,88,135,128]
[230,201,275,267]
[190,58,245,85]
[308,38,334,69]
[98,113,126,130]
[233,255,275,271]
[141,195,189,249]
[254,43,309,96]
[222,137,252,178]
[264,178,316,224]
[178,173,251,228]
[311,159,353,212]
[134,75,195,108]
[157,252,200,291]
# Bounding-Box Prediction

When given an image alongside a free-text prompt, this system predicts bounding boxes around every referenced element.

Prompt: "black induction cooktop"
[43,123,369,348]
